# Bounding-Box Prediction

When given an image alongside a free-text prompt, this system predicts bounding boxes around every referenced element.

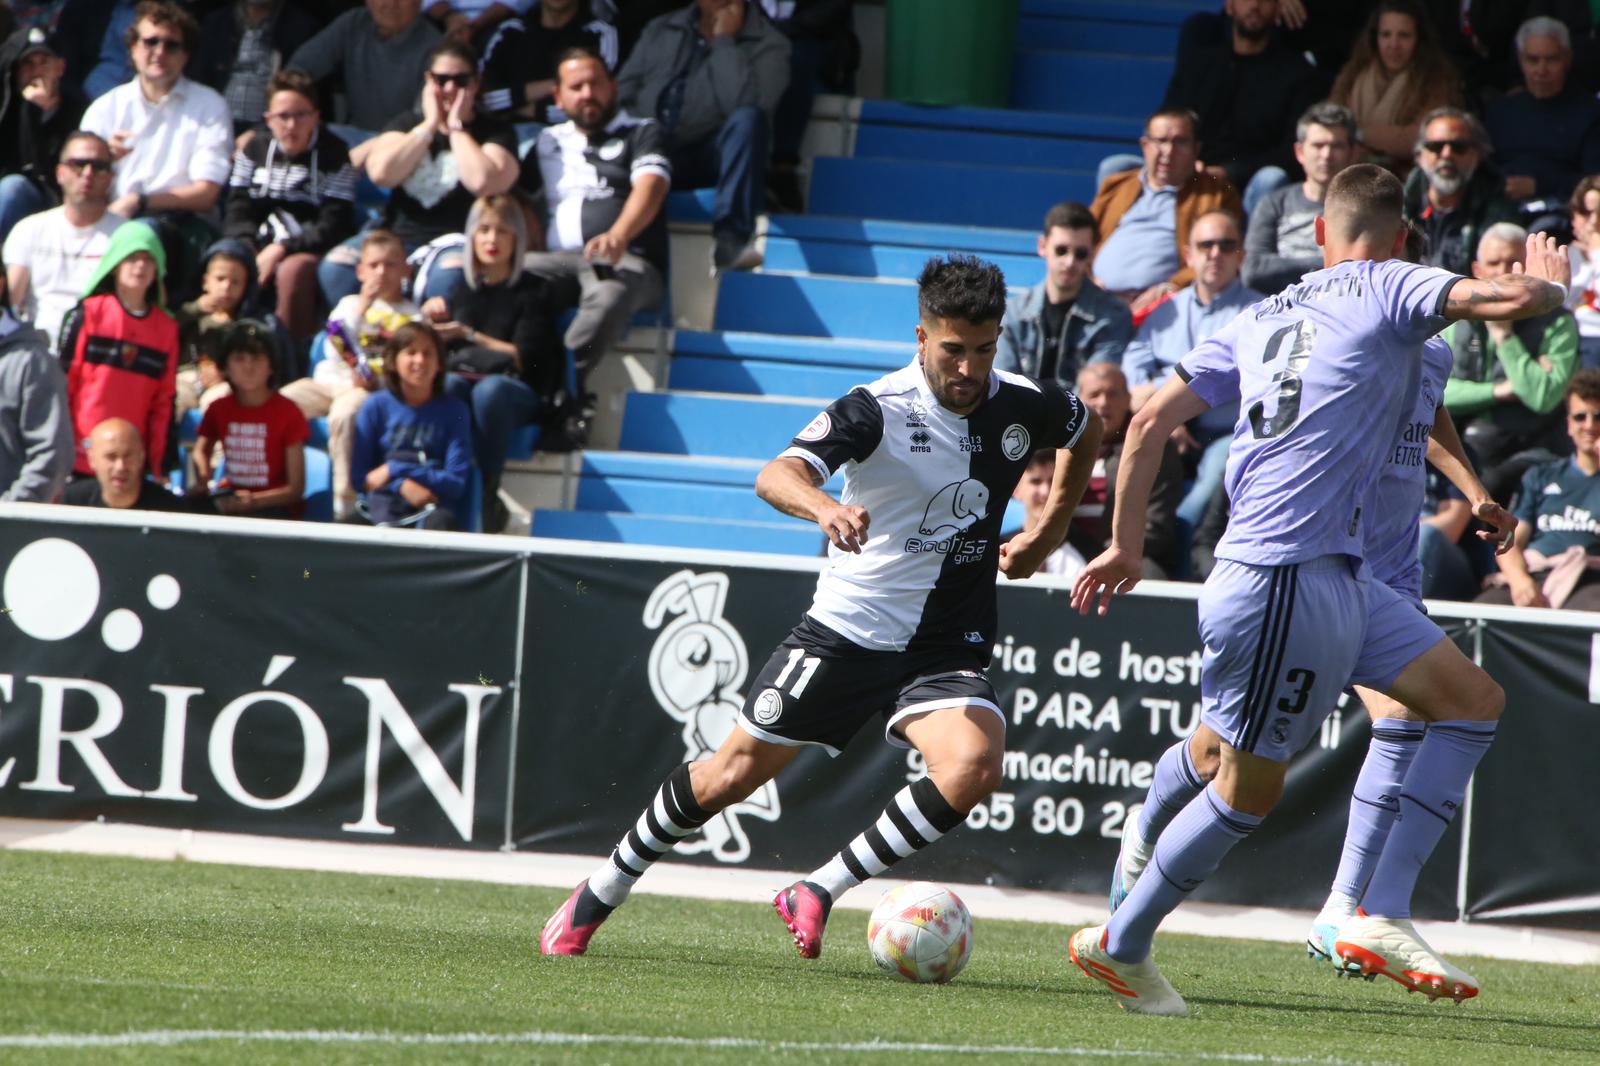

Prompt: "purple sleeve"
[1378,261,1462,343]
[1175,319,1242,410]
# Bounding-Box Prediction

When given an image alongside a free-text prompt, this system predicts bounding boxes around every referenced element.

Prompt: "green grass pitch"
[1,850,1596,1065]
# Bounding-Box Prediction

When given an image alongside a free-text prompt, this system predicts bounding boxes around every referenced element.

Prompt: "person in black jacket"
[1161,0,1319,215]
[0,28,85,243]
[223,68,358,342]
[191,0,321,135]
[425,192,561,532]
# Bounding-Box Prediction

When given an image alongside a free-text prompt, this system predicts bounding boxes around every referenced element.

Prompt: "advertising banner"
[515,556,1465,917]
[1465,620,1600,925]
[1,508,1587,925]
[0,514,521,848]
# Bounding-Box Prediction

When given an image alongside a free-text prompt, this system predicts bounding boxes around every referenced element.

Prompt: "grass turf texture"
[0,851,1596,1065]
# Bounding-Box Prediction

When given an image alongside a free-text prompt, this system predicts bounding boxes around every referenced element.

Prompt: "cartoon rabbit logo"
[643,569,781,863]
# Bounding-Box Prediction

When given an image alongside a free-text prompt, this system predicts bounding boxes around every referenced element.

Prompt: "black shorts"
[737,616,1003,756]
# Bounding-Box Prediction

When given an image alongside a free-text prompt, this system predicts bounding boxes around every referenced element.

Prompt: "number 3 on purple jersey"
[1249,319,1318,440]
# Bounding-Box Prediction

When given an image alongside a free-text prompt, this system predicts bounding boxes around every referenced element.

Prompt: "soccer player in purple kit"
[1104,333,1516,977]
[1066,165,1569,1016]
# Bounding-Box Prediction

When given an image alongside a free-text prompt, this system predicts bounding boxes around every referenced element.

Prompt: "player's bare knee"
[1463,675,1505,722]
[929,752,1001,810]
[689,756,760,812]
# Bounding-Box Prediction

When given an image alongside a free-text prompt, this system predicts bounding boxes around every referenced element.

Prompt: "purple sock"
[1330,719,1426,900]
[1136,737,1205,842]
[1361,720,1496,920]
[1106,783,1263,962]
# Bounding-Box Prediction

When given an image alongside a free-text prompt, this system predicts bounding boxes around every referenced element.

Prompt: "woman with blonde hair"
[1330,0,1461,174]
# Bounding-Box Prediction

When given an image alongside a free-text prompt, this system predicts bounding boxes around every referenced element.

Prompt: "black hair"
[1043,201,1097,242]
[218,320,277,387]
[917,254,1008,326]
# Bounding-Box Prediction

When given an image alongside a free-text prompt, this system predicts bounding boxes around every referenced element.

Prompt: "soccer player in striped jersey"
[1066,165,1567,1016]
[540,255,1104,959]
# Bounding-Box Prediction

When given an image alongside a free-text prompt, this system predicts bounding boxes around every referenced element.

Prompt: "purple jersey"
[1364,337,1455,599]
[1178,259,1461,566]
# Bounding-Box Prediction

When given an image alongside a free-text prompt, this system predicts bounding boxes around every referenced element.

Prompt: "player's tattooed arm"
[1444,232,1570,322]
[756,455,871,553]
[1001,408,1104,580]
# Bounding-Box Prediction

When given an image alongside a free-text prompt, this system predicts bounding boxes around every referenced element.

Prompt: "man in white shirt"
[3,132,126,352]
[80,1,232,294]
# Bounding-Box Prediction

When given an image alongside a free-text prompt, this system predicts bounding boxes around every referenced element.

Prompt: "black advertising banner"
[515,556,1464,917]
[1467,620,1600,925]
[0,513,520,848]
[1,508,1586,926]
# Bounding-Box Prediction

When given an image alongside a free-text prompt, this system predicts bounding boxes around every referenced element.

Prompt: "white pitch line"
[0,1029,1387,1063]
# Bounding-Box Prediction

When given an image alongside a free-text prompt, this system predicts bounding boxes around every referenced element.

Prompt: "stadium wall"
[0,504,1593,927]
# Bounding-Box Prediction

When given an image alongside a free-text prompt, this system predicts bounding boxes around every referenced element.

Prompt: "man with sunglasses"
[995,201,1131,388]
[1402,107,1517,278]
[3,132,123,352]
[79,1,232,296]
[1124,210,1261,537]
[1476,368,1600,610]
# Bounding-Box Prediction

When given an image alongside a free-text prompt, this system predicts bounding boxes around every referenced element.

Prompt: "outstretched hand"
[1517,231,1571,289]
[1070,546,1143,616]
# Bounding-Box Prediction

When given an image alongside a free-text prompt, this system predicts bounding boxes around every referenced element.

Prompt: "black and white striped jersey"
[478,2,621,120]
[521,111,671,272]
[781,359,1089,655]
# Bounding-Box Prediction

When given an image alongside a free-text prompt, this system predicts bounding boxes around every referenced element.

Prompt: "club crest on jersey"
[906,402,928,427]
[1002,424,1031,460]
[796,412,831,442]
[752,688,783,724]
[598,138,625,161]
[918,478,990,537]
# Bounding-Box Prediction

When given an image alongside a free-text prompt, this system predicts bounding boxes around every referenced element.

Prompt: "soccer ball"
[867,881,973,984]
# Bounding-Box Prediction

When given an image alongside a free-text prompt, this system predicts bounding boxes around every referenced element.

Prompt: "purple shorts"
[1198,555,1367,762]
[1350,576,1446,692]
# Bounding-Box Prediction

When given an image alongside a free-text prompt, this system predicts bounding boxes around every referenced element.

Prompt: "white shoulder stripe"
[990,367,1042,393]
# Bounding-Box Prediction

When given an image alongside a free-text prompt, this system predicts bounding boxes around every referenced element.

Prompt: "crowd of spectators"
[1002,0,1600,609]
[2,0,1599,609]
[0,0,846,531]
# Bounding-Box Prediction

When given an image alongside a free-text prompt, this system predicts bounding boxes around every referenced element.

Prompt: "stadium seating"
[526,0,1208,555]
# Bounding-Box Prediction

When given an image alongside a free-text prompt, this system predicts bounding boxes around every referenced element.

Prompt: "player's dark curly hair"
[917,254,1007,326]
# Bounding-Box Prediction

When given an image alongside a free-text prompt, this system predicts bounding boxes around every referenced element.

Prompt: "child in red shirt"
[193,322,310,518]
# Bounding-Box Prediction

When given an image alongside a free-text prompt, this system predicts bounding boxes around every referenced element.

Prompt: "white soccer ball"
[867,881,973,984]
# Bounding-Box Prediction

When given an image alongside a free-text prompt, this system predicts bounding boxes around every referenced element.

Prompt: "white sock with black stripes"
[587,762,713,909]
[806,776,970,902]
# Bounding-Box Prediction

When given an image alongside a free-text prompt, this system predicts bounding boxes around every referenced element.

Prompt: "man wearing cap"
[0,26,86,242]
